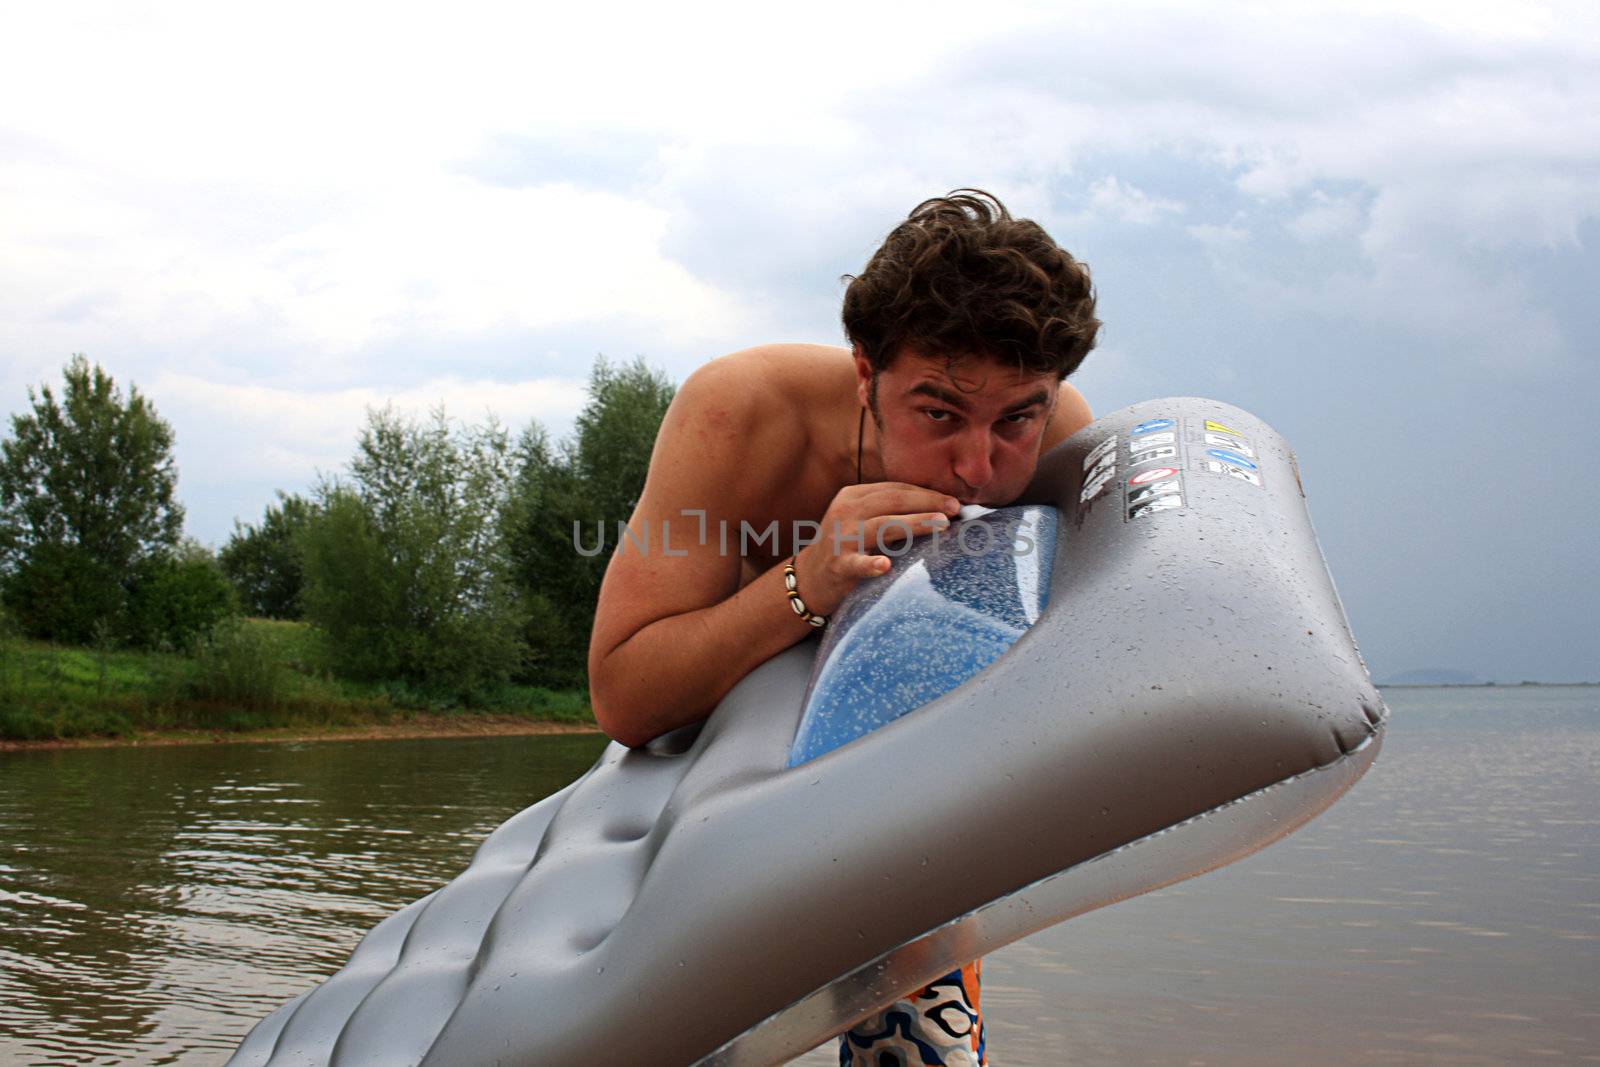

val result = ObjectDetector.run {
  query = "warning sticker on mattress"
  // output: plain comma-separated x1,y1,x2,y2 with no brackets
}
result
1131,418,1174,436
1203,432,1253,456
1128,494,1184,520
1204,419,1242,436
1082,435,1117,472
1129,466,1178,486
1205,459,1262,486
1205,448,1258,470
1084,453,1116,488
1080,468,1115,504
1129,445,1177,466
1128,478,1180,505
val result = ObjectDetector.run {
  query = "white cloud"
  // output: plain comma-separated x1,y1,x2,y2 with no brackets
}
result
0,161,747,383
1289,192,1367,243
1078,177,1185,226
1186,223,1251,249
153,372,589,487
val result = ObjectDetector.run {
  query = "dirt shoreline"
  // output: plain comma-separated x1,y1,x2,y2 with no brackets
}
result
0,716,604,753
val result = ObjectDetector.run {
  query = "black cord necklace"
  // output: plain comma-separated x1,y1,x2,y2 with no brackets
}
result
855,406,865,485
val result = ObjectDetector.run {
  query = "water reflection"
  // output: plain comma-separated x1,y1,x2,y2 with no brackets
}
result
0,734,609,1065
2,688,1597,1065
792,685,1600,1065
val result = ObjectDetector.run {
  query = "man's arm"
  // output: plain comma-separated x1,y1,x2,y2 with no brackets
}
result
587,356,957,748
586,359,810,747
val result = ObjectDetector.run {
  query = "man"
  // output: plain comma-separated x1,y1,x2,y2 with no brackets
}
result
588,190,1100,1065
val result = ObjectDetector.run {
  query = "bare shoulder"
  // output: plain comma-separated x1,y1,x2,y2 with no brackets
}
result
683,343,852,403
1040,380,1094,452
665,344,834,464
589,344,836,665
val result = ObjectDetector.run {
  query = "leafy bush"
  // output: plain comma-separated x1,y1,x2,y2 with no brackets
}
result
185,618,289,708
123,544,238,651
0,703,133,741
295,490,400,680
1,542,124,645
299,409,527,701
219,492,316,618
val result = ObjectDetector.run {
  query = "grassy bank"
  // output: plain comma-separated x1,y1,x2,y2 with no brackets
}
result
0,618,594,742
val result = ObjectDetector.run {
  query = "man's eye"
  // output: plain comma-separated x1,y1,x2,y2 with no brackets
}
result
925,409,952,422
1002,412,1035,425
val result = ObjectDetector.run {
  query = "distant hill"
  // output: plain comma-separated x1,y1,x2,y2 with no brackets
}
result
1379,668,1490,686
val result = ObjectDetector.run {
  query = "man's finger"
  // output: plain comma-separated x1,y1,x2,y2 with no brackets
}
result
853,483,961,516
838,552,893,578
863,511,951,548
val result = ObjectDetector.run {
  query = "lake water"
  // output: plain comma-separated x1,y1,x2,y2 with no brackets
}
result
1,686,1596,1065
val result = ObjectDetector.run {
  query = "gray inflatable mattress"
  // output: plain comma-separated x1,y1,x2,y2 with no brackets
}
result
230,398,1386,1066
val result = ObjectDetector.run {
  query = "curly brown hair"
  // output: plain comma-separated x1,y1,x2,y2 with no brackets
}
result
842,189,1100,380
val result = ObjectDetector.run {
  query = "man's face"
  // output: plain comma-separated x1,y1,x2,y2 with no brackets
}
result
855,346,1059,506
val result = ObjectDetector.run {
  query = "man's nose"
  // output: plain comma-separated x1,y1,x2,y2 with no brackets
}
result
951,429,995,493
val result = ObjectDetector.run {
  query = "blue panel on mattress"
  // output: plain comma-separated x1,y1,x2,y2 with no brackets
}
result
788,505,1060,767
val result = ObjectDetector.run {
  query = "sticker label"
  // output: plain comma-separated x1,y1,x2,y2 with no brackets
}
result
1129,445,1177,465
1205,459,1262,486
1129,494,1184,519
1204,432,1253,456
1131,418,1175,436
1082,436,1117,472
1129,466,1178,486
1205,448,1258,470
1128,478,1180,505
1131,431,1175,449
1080,470,1114,503
1204,419,1241,436
1085,454,1116,486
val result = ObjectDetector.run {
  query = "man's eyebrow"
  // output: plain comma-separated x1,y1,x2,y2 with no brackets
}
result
907,382,972,410
1001,390,1052,415
907,383,1053,416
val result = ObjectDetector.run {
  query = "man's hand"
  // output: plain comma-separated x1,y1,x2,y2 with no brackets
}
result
792,482,961,616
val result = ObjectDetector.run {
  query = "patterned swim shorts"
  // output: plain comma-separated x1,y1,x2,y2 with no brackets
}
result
838,960,986,1066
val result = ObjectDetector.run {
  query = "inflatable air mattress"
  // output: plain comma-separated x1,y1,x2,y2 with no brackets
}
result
230,398,1386,1066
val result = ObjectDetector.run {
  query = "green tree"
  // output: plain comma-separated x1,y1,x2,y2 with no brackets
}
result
296,488,402,681
220,492,317,619
124,539,238,651
503,357,676,686
502,426,586,685
0,543,123,645
299,406,526,699
570,356,677,522
0,356,184,643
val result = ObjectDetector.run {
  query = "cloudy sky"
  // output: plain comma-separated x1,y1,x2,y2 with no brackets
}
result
3,0,1595,681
